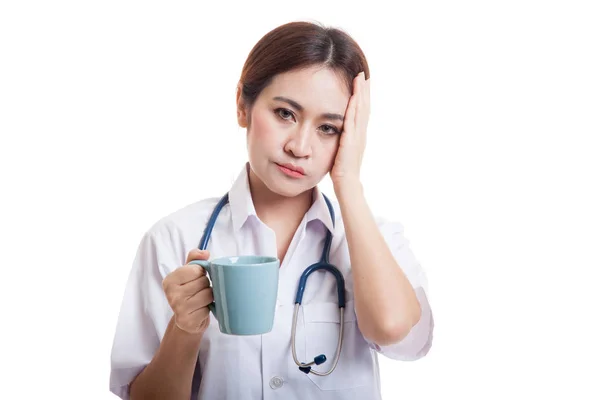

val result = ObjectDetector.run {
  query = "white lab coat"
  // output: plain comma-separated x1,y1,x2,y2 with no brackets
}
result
109,163,433,399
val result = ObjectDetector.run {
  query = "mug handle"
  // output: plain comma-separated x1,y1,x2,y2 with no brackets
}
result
187,260,217,316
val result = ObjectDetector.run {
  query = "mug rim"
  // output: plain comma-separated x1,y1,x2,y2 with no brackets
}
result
208,255,279,267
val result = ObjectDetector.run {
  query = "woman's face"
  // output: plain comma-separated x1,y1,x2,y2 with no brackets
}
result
238,66,351,198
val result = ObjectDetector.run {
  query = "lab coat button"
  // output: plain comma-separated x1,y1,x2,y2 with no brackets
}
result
269,376,284,389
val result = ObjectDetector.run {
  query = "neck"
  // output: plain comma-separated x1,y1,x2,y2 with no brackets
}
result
248,166,313,227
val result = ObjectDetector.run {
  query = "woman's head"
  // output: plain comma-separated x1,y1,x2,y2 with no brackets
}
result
236,21,369,198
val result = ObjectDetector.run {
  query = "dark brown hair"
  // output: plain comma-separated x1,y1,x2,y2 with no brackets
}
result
238,21,370,113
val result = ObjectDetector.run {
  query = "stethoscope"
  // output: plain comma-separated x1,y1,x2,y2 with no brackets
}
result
198,192,346,376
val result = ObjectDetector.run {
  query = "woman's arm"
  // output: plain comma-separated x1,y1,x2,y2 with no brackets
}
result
335,180,421,346
130,315,203,400
330,72,422,346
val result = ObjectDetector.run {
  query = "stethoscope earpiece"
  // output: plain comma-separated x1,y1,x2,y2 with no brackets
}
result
299,366,311,374
298,354,327,374
314,354,327,364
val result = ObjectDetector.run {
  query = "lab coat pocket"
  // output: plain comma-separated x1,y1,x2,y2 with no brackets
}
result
302,300,373,391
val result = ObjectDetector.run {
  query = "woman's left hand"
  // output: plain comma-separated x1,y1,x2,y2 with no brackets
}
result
330,71,370,188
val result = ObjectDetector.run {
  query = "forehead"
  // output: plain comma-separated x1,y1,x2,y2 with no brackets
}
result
260,66,350,113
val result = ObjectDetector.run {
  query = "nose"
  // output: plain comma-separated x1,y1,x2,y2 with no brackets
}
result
284,125,312,158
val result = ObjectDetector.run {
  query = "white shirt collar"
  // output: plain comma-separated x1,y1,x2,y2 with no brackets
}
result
228,163,335,234
306,184,336,234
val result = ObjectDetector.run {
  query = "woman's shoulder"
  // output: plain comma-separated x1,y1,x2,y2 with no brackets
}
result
326,196,406,236
144,196,223,239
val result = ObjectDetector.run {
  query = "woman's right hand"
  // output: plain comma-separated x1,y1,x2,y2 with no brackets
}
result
162,249,214,335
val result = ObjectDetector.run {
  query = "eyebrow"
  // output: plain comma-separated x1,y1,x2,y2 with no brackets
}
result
273,96,344,122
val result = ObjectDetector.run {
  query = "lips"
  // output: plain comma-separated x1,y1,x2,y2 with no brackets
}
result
277,163,305,175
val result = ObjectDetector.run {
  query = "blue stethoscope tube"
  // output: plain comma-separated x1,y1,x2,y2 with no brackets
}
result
198,192,346,376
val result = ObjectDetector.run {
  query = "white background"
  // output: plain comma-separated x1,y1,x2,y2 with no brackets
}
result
1,0,599,399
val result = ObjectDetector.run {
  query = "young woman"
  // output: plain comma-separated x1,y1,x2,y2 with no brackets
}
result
110,20,433,400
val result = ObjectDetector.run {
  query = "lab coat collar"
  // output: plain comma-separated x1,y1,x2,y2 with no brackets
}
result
306,185,336,234
229,163,258,232
228,163,335,234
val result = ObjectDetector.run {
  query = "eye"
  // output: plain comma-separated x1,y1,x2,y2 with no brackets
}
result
274,108,340,135
275,108,295,121
319,125,341,135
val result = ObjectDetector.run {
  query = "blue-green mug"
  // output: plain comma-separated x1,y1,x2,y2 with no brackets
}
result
188,255,279,335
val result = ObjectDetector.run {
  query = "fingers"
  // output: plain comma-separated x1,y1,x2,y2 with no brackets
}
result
167,280,213,313
186,249,210,265
353,72,370,133
179,275,211,297
172,287,214,316
163,248,214,335
163,264,204,287
365,74,370,99
163,249,210,288
356,71,369,113
354,71,363,97
344,72,369,134
363,74,370,116
185,287,215,314
343,89,358,133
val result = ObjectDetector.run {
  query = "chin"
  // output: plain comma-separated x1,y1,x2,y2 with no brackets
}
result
270,172,317,197
265,179,307,198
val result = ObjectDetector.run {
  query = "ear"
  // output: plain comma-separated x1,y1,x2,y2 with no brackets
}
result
236,82,248,128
